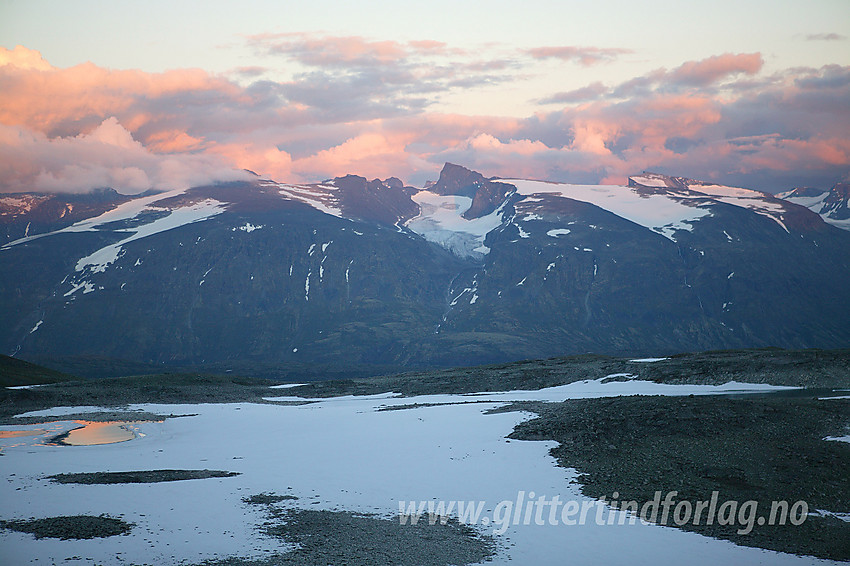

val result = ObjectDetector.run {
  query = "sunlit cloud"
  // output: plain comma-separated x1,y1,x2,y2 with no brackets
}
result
668,53,763,87
0,45,51,71
246,33,522,119
0,117,250,194
524,46,632,65
540,53,764,105
539,82,608,104
0,45,848,194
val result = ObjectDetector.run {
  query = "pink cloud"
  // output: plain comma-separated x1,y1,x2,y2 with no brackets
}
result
209,142,294,182
0,45,51,70
540,82,608,104
0,46,847,194
248,34,436,67
0,118,249,194
670,53,763,86
0,46,245,141
407,40,455,54
525,46,632,65
145,129,209,153
293,130,419,181
732,137,850,172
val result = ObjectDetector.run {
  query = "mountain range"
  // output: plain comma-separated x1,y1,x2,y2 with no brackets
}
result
2,164,849,377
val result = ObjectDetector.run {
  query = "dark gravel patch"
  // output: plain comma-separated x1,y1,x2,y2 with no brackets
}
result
0,515,133,539
0,373,277,423
197,508,496,566
508,394,850,561
283,348,850,399
47,469,241,484
242,493,299,505
10,410,193,425
2,350,848,422
377,400,495,412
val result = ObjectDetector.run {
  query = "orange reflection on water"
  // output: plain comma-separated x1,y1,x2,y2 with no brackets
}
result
0,429,45,439
52,421,140,446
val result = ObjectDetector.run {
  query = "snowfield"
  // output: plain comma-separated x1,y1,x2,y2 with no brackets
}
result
405,191,506,258
502,179,713,241
501,178,795,240
272,181,344,218
74,198,228,274
1,187,190,250
1,187,231,297
0,380,837,566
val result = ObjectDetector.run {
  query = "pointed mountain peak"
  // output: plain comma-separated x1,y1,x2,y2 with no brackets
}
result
431,163,487,198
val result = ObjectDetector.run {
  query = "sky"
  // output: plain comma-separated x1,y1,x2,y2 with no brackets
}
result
1,0,849,193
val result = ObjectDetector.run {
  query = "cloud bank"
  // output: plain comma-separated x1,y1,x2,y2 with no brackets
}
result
1,42,848,194
0,118,250,194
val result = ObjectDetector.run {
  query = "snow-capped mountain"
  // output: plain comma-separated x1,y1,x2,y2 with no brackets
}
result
2,164,849,377
0,188,133,244
777,181,850,230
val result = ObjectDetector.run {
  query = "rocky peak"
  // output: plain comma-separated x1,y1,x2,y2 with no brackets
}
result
332,174,419,226
823,182,850,220
430,163,487,198
428,163,516,220
383,177,404,190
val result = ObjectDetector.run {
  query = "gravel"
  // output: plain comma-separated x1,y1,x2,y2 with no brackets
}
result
47,469,241,485
0,515,133,540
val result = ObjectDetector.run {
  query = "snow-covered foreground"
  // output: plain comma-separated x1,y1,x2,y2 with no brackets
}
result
0,380,837,565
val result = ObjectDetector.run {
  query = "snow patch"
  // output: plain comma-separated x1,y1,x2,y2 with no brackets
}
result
404,191,506,259
232,223,264,233
629,175,670,188
274,182,343,218
503,179,712,242
604,373,636,380
516,224,531,238
3,187,190,249
63,281,95,297
812,509,850,522
74,199,227,274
